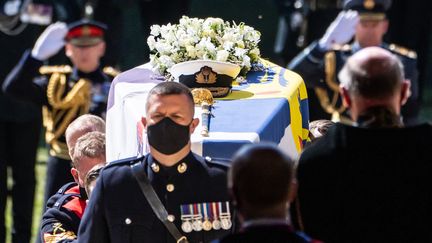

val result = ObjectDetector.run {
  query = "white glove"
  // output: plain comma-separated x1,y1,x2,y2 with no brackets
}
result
31,22,68,61
318,10,359,50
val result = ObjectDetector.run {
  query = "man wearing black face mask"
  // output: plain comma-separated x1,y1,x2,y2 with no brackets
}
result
78,82,233,243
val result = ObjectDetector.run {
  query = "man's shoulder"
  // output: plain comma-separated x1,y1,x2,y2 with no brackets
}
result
102,66,121,79
105,156,144,169
196,154,230,176
39,65,73,75
220,228,318,243
386,43,417,60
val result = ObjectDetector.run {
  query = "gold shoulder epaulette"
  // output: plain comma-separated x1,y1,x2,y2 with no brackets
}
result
330,44,351,52
39,65,72,75
103,66,120,77
389,44,417,59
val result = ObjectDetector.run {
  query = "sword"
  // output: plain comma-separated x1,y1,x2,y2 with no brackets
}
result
191,88,214,137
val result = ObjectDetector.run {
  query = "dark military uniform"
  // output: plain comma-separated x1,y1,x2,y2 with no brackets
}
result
297,121,432,242
2,49,117,203
288,41,419,124
78,152,233,243
40,182,85,243
218,224,319,243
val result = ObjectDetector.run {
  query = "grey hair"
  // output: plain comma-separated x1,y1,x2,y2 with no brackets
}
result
72,131,106,168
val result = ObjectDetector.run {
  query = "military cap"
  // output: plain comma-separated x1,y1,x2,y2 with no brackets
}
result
65,19,107,47
169,60,241,98
344,0,392,20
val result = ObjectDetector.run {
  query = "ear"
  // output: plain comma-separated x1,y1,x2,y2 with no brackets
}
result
382,19,389,34
288,178,298,204
65,43,72,57
71,168,80,184
98,42,106,57
400,79,411,105
141,116,147,130
339,86,352,108
189,118,200,134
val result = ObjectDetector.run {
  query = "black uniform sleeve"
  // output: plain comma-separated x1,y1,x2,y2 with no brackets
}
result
40,196,81,243
287,41,327,89
77,171,109,243
2,49,48,105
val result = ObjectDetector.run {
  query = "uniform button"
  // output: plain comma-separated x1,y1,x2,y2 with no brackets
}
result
167,214,175,222
151,163,160,173
125,218,132,225
205,156,212,162
166,184,175,192
177,162,187,174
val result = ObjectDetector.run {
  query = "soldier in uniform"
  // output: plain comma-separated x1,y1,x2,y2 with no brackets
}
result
288,0,420,125
219,143,319,243
78,82,233,243
296,47,432,242
2,19,118,204
40,131,106,243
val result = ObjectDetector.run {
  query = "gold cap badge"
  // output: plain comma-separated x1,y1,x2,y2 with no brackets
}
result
364,0,375,10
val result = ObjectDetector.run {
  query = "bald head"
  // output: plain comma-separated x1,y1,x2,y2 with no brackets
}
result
338,47,409,120
339,46,404,99
65,114,105,157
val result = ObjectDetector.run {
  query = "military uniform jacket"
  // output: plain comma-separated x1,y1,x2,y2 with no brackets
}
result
219,224,320,243
40,182,86,243
297,123,432,242
288,41,419,124
78,152,233,243
2,50,117,159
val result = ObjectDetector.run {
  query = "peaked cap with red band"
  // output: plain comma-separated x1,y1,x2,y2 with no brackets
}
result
66,19,107,47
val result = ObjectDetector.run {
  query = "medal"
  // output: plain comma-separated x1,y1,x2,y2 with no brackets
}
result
201,203,212,231
212,219,221,230
202,219,212,231
211,202,221,230
219,202,232,230
220,216,232,230
180,205,193,233
181,220,193,233
192,219,203,231
192,204,203,231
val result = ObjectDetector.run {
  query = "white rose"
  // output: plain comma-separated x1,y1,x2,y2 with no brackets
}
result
216,50,229,62
241,55,251,68
160,23,173,37
155,42,173,55
222,41,234,50
159,55,175,68
150,25,161,36
147,36,156,50
186,45,197,59
179,16,190,26
234,47,247,57
205,40,216,52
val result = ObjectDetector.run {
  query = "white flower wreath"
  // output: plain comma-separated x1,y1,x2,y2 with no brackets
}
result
147,16,262,78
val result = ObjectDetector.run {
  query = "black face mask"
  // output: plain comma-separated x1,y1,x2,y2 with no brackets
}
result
147,117,191,155
79,186,88,200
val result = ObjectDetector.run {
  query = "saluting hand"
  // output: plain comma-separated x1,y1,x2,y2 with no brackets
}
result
319,10,359,50
31,22,68,61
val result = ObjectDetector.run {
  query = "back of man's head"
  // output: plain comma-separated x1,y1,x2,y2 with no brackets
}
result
229,143,295,220
66,114,105,157
339,46,404,100
72,131,106,169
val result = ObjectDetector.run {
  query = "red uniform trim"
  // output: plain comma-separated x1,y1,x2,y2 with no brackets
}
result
62,186,87,219
66,26,104,40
